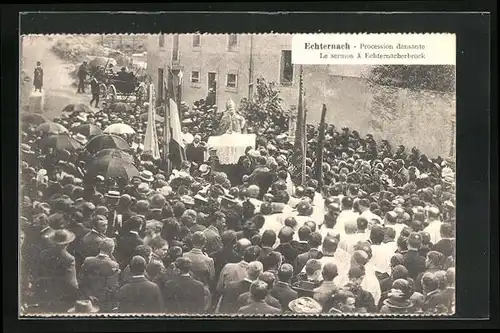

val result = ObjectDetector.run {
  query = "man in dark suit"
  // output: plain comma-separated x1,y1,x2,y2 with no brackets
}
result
247,156,274,200
116,256,164,313
237,271,281,310
80,215,108,259
183,231,215,288
115,216,144,270
293,231,323,274
258,230,278,264
275,226,299,265
238,280,281,314
186,135,206,166
162,257,206,314
79,237,121,312
203,213,224,255
432,223,455,259
403,233,426,280
270,264,298,312
218,261,263,314
210,230,240,279
36,229,79,313
422,272,446,313
291,226,312,255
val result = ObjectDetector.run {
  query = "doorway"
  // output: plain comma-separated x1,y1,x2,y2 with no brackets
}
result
207,72,217,106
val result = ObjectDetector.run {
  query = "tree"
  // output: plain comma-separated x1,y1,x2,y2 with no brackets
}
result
239,77,288,130
367,65,456,93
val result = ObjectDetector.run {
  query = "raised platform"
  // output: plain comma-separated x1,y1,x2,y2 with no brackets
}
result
206,133,256,165
28,91,45,114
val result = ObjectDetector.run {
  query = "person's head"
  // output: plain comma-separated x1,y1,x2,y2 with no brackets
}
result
258,271,276,290
236,238,252,258
243,245,261,263
440,223,454,239
369,225,385,245
134,244,153,263
175,256,192,275
191,231,206,250
91,215,108,234
390,253,405,269
341,196,353,210
351,250,369,268
410,292,425,310
298,226,312,242
331,289,356,313
305,259,322,280
434,270,448,290
348,265,366,285
322,262,338,281
129,255,147,275
391,264,409,280
261,230,277,248
246,261,264,281
36,61,41,66
421,272,439,293
98,237,115,255
126,215,144,232
426,251,445,270
262,251,282,272
427,207,440,221
344,220,357,235
407,232,423,250
277,263,294,283
284,217,298,230
308,231,323,249
221,230,237,249
357,216,369,233
278,226,294,244
384,211,398,225
322,236,339,255
384,226,396,242
172,201,186,218
358,199,370,212
150,237,169,259
249,280,269,302
397,236,408,252
446,267,455,287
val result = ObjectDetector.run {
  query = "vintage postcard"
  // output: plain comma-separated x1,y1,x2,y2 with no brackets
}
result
19,32,456,317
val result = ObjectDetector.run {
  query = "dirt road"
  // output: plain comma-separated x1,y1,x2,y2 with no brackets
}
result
20,36,93,119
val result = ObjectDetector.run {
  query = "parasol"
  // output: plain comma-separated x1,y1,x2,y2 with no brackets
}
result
86,154,139,181
110,102,133,113
93,148,134,163
103,123,136,135
40,134,83,151
21,112,48,125
37,122,69,135
62,103,93,114
71,123,103,138
85,134,131,154
139,112,164,123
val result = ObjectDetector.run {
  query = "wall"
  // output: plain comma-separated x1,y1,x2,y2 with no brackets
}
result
147,34,456,159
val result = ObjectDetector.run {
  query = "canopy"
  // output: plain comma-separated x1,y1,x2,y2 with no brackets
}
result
93,148,134,163
40,134,82,151
37,122,69,135
86,154,139,181
104,123,136,135
71,123,103,138
206,134,256,165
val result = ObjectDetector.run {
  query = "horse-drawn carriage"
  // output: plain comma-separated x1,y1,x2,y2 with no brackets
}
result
89,57,148,104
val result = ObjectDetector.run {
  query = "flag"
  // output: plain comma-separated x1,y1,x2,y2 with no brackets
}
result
289,65,307,185
168,98,186,169
143,84,161,160
315,104,327,190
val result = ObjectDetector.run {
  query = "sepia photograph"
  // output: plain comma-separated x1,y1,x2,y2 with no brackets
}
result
19,33,456,317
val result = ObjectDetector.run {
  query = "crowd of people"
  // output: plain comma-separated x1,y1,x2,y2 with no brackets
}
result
20,94,456,315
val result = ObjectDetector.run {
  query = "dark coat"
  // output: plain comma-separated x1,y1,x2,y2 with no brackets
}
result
219,279,252,314
403,249,426,280
275,243,299,265
186,143,205,165
189,223,206,234
79,253,120,309
345,283,377,313
203,225,223,256
211,247,241,279
433,238,456,258
90,78,100,94
237,291,281,310
36,247,79,311
293,248,323,274
291,240,310,255
270,281,298,312
162,275,206,314
116,276,164,313
238,300,281,314
423,289,447,313
33,66,43,88
115,231,144,270
80,229,106,259
247,166,274,199
183,248,215,287
77,64,88,80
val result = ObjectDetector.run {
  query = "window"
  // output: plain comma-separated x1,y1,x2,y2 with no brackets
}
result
191,71,200,84
280,50,293,84
158,35,165,48
193,34,201,48
172,35,179,61
226,73,238,88
228,34,238,51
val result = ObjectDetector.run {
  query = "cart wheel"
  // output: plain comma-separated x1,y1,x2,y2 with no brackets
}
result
136,83,147,104
99,83,107,98
107,84,117,103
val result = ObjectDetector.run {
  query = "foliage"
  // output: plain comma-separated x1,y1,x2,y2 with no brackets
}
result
239,77,289,130
367,65,456,93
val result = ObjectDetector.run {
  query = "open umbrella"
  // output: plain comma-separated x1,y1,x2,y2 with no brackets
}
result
139,112,165,123
40,134,83,151
103,123,136,135
93,148,134,163
21,112,48,125
72,123,103,137
110,102,133,113
37,122,69,135
86,154,139,181
85,134,131,154
62,103,93,114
